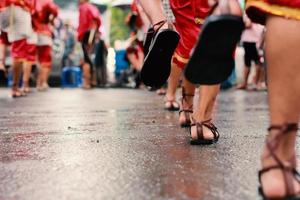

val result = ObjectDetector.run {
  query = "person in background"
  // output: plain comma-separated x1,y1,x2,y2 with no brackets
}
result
0,2,8,73
62,20,76,68
94,32,108,87
33,0,59,91
237,14,264,90
77,0,101,89
2,0,35,97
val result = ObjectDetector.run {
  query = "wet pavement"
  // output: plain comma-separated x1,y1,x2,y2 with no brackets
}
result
0,88,295,200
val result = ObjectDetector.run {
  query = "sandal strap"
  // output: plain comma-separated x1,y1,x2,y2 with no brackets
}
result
181,87,194,109
190,119,219,141
263,123,299,196
147,20,167,34
179,109,193,114
268,124,298,132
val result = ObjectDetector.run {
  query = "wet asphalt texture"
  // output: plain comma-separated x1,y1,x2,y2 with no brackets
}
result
0,88,296,200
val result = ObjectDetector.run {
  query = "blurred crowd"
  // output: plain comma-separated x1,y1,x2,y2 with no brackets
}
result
0,0,266,97
0,0,108,97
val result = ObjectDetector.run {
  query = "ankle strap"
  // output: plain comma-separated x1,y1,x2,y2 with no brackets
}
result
268,123,298,133
152,20,167,31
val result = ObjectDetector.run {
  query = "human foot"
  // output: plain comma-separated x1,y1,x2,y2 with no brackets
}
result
165,99,180,111
259,124,300,199
190,118,219,145
179,88,194,127
11,88,26,98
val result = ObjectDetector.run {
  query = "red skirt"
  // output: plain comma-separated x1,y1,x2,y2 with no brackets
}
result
170,0,210,69
246,0,300,24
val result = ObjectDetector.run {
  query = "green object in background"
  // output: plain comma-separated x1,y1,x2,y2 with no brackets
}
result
239,0,245,10
110,7,130,46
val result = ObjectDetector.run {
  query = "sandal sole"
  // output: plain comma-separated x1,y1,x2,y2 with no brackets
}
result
185,15,244,85
141,29,180,88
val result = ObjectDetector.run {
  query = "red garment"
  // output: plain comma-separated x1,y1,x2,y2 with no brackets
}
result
26,43,37,62
77,2,101,41
32,0,59,36
130,0,143,28
170,0,209,69
3,0,34,13
37,45,51,64
246,0,300,24
11,39,28,60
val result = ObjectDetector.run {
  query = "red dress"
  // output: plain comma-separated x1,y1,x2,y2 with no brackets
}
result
246,0,300,24
170,0,210,69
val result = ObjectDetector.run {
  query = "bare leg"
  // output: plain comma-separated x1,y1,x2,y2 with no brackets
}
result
82,63,91,89
38,63,51,91
0,43,6,71
22,61,33,92
260,16,300,198
165,62,182,108
237,66,250,89
139,0,168,29
179,78,196,125
12,59,23,96
191,85,220,140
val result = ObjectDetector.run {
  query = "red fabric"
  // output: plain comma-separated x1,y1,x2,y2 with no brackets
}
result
269,0,300,8
77,2,101,41
26,43,37,62
3,0,35,13
247,0,300,24
192,0,210,20
11,39,38,61
11,39,27,60
32,0,59,36
130,0,143,28
37,45,51,64
170,0,206,69
0,32,10,45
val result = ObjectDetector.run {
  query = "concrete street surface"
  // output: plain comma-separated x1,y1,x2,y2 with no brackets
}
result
0,88,293,200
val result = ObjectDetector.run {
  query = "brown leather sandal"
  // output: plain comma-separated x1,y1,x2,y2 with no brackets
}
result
190,118,219,145
179,88,194,127
259,123,300,200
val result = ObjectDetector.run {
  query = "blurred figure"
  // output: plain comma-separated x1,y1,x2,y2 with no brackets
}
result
0,2,9,73
93,32,108,87
62,20,76,68
2,0,35,97
33,0,59,91
0,31,8,73
77,0,101,89
126,34,144,89
237,15,264,90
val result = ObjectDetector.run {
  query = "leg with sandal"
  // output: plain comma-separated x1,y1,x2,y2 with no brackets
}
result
246,0,300,198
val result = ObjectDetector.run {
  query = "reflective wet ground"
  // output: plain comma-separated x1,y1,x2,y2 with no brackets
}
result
0,88,295,200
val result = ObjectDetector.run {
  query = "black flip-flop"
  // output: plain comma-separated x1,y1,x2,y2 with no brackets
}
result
141,28,180,88
185,15,244,85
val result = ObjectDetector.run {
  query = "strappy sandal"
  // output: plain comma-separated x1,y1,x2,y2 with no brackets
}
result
190,118,219,145
179,88,194,127
143,20,166,56
259,123,300,200
165,99,180,111
141,20,180,88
